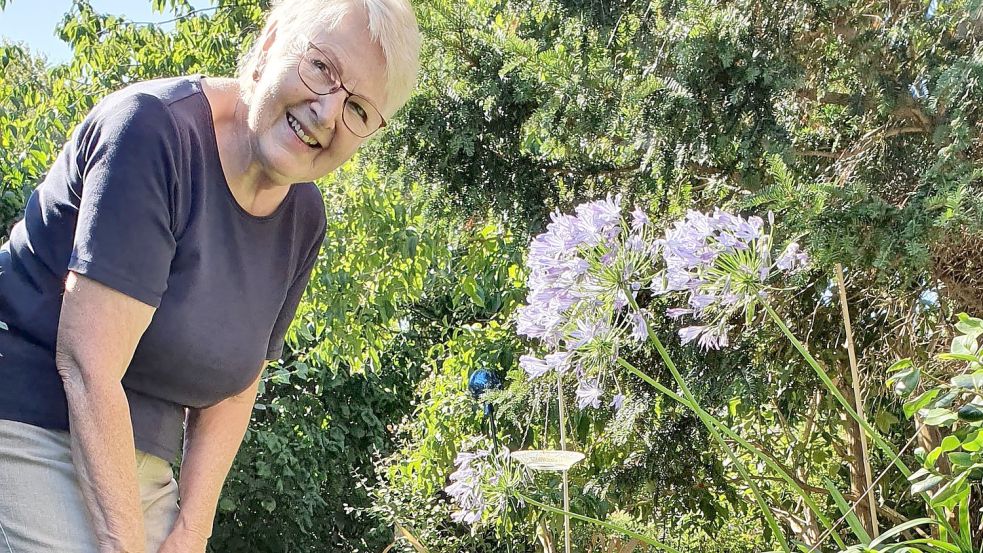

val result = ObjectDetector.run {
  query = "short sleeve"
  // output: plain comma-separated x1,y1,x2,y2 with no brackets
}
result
68,93,180,308
265,222,326,360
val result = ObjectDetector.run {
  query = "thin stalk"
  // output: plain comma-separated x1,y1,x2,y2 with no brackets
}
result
763,302,960,539
615,357,848,550
556,371,572,553
762,303,909,477
642,325,792,553
834,263,879,537
625,291,792,552
516,492,683,553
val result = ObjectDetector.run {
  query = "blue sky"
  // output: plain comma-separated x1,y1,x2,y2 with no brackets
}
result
0,0,209,64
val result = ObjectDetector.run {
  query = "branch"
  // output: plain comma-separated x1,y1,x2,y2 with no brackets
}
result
795,89,858,107
794,149,841,159
545,161,643,178
126,5,227,27
882,125,927,139
793,123,930,162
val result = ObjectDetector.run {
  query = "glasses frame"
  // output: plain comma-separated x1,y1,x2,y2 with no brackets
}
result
297,41,387,138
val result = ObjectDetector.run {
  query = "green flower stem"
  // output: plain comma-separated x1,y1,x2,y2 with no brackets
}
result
762,303,909,476
515,492,682,553
637,326,792,552
762,302,960,540
615,357,848,550
624,290,792,551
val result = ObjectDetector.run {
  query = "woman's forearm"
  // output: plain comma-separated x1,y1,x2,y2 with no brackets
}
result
173,369,262,541
60,362,146,553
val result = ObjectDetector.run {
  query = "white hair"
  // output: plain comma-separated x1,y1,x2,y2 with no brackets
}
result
238,0,421,117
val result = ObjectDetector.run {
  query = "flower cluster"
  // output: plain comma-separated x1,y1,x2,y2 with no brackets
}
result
651,209,808,349
444,438,526,526
444,447,493,524
514,197,810,411
515,195,659,408
515,194,630,349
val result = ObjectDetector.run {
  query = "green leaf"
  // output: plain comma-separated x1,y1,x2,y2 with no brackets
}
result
867,518,938,548
875,409,900,433
910,474,944,494
929,472,969,508
823,478,871,543
948,451,974,467
888,358,913,373
926,436,962,468
955,313,983,341
957,404,983,422
951,335,979,356
904,389,940,419
961,431,983,452
950,371,983,389
941,435,962,451
920,407,957,426
907,467,930,482
934,390,960,408
889,368,921,396
938,352,982,363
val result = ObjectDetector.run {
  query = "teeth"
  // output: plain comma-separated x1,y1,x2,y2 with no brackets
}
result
287,113,320,147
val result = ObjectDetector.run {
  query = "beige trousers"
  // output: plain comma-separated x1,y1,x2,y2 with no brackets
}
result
0,419,179,553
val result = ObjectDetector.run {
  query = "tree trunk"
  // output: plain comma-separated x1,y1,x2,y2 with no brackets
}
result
837,376,877,535
914,418,956,539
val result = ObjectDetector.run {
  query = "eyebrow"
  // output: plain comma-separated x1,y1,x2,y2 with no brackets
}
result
311,42,356,88
309,41,385,109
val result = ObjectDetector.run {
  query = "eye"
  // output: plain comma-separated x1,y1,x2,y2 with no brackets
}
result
347,99,370,123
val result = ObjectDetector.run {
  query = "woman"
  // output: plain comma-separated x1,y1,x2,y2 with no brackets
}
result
0,0,420,551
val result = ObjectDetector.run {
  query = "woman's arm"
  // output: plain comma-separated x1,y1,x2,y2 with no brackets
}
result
159,366,265,552
56,272,157,553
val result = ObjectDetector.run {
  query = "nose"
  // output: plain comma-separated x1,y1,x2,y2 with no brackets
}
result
310,92,345,134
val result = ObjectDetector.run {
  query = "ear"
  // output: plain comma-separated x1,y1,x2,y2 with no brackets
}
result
255,19,279,75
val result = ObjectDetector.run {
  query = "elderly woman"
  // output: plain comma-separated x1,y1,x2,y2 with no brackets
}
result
0,1,420,551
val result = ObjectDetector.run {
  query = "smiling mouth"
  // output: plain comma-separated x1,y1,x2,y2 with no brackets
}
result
286,113,322,148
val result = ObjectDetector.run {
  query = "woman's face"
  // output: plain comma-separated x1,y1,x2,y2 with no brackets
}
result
247,7,389,186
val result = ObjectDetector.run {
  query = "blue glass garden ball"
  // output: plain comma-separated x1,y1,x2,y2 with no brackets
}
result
468,369,503,399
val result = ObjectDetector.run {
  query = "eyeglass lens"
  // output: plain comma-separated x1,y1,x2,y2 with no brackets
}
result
298,46,384,138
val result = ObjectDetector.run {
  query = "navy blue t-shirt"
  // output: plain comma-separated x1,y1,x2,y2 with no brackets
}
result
0,75,327,462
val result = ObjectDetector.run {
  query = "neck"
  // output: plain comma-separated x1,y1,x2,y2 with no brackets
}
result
201,77,291,217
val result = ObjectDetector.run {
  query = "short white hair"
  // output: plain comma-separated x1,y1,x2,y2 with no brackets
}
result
238,0,421,117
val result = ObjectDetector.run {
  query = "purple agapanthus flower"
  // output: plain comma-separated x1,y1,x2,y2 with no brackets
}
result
520,354,550,379
576,379,603,409
631,207,650,230
629,312,648,342
678,325,706,345
610,393,626,411
776,242,809,271
445,448,491,524
516,199,808,408
545,351,573,373
653,209,809,324
666,308,693,319
697,324,729,350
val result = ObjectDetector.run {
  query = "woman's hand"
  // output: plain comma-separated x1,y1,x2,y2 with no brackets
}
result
156,527,208,553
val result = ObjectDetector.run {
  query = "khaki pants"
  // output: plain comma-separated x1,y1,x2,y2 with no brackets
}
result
0,419,179,553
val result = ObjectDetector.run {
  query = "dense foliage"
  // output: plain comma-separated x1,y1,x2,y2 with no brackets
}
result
1,0,981,551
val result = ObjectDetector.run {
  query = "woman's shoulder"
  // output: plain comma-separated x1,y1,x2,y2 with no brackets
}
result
71,77,216,168
80,76,207,135
291,182,328,232
99,75,204,110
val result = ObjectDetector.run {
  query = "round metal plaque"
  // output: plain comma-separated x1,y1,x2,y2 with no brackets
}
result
511,450,585,472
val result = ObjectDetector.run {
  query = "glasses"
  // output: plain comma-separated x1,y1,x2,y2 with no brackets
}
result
297,42,386,138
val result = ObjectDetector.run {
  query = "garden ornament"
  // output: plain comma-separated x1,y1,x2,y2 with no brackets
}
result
468,368,503,448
